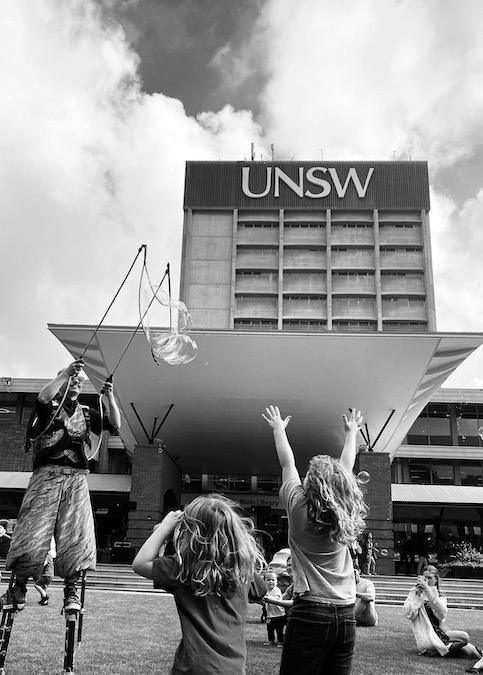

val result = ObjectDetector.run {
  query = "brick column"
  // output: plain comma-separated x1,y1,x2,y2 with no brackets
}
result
355,451,394,574
127,445,182,553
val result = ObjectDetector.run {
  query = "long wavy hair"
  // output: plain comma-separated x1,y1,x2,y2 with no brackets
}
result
172,494,266,597
303,455,368,546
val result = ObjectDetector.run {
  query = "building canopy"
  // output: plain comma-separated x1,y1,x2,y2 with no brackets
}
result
49,325,483,475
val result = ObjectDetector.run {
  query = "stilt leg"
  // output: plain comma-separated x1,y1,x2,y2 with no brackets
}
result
77,572,87,645
0,575,18,675
63,571,87,673
63,611,77,673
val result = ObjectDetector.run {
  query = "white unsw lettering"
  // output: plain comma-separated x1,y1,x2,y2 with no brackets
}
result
241,166,374,199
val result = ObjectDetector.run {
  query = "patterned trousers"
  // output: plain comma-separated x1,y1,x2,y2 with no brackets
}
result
6,465,96,581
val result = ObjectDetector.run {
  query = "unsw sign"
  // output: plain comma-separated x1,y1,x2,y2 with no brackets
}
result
242,165,374,199
183,161,430,210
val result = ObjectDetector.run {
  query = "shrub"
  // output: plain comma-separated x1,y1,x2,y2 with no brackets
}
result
440,541,483,568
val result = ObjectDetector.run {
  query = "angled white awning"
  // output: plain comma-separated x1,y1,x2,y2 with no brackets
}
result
48,325,483,475
392,483,483,505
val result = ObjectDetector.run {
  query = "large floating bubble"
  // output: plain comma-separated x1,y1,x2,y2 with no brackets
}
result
140,265,197,366
356,471,370,485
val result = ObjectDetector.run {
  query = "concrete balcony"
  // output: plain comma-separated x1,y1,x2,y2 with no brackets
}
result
283,250,326,269
237,249,278,269
282,299,327,319
332,275,375,294
332,298,376,320
380,251,424,269
331,250,375,268
283,228,326,246
235,273,278,294
330,227,374,246
382,300,427,319
235,297,278,319
283,272,326,294
379,226,422,246
381,275,426,294
237,227,279,245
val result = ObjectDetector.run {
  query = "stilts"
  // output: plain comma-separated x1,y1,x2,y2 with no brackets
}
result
0,574,18,675
63,571,87,674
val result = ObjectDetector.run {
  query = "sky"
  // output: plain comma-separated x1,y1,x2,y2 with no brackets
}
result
1,0,483,387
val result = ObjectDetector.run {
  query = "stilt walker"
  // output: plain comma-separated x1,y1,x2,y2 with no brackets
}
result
0,245,197,672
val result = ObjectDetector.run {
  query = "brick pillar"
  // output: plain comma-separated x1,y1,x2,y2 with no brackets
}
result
355,451,394,575
127,445,182,553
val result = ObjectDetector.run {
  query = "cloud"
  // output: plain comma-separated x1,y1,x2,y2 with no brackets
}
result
2,0,483,388
0,0,266,377
240,0,483,167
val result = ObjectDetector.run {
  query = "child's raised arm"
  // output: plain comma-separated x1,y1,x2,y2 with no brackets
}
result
262,405,298,484
132,510,183,579
339,408,363,472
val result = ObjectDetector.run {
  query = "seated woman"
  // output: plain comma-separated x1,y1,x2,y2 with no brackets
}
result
403,565,481,661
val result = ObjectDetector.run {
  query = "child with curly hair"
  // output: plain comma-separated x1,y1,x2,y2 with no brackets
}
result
132,494,267,675
262,405,368,675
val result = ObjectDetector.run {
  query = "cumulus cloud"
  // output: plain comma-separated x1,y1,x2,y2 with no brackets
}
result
0,0,266,377
2,0,483,387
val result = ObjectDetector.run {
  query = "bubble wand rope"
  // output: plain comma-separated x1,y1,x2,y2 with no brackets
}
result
80,244,147,359
106,261,170,379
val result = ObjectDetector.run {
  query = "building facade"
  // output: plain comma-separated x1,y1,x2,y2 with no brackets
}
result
181,161,437,333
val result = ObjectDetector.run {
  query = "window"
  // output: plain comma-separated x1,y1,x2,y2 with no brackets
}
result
407,405,451,446
431,462,454,485
460,462,483,486
455,404,483,446
408,460,431,484
427,404,452,445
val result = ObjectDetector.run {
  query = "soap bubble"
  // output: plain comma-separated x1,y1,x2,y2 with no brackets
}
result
356,471,370,485
380,548,388,557
478,426,483,440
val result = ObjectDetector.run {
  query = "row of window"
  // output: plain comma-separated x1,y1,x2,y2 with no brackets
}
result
406,403,483,447
392,458,483,486
237,271,424,278
237,223,420,229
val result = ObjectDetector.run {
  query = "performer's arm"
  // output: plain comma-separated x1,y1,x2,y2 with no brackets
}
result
132,510,183,579
38,359,83,404
101,381,121,430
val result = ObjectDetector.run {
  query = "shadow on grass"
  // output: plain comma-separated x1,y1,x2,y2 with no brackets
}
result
2,586,482,674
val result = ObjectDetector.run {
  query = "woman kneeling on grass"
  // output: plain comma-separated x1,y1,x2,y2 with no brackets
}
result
403,564,482,667
133,494,267,675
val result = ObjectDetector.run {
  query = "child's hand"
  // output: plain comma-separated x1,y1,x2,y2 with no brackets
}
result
262,405,292,431
154,510,183,532
342,408,362,434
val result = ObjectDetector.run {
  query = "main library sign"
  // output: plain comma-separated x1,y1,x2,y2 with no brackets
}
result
184,160,430,210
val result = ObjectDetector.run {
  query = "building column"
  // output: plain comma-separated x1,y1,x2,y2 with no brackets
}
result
127,444,182,553
355,451,394,574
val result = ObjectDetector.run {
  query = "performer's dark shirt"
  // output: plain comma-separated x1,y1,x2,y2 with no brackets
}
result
33,398,116,470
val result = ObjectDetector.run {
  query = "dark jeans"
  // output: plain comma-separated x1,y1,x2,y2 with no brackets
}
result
267,616,286,643
279,598,356,675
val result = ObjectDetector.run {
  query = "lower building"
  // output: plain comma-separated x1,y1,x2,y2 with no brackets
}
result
2,332,483,572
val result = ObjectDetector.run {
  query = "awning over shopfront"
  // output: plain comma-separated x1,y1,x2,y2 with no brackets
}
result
392,483,483,505
49,325,483,475
0,472,131,493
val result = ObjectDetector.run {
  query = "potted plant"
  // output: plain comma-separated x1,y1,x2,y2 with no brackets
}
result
439,541,483,579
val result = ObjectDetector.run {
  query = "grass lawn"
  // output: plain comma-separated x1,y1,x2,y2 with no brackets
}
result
3,587,483,674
